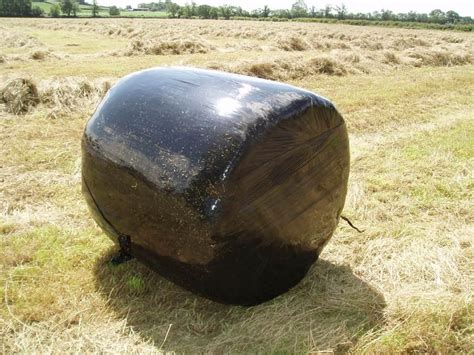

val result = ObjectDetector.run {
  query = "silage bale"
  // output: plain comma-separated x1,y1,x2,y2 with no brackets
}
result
82,67,350,305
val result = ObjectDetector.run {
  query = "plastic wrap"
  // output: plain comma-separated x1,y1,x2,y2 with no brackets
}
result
82,67,350,305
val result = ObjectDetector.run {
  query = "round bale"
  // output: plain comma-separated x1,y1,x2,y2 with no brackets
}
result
82,67,350,305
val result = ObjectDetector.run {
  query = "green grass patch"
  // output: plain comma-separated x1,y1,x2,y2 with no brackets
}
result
404,119,474,160
32,1,54,12
22,28,129,54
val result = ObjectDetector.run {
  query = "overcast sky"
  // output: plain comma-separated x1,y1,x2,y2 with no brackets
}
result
99,0,473,17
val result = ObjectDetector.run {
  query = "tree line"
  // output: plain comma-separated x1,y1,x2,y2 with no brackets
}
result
156,0,472,24
0,0,472,25
0,0,122,16
0,0,36,16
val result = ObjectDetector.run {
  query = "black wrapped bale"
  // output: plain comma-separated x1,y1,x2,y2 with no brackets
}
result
82,67,350,305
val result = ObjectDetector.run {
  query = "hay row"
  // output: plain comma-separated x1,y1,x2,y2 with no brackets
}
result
207,48,473,81
124,38,212,56
1,44,472,116
2,19,471,70
0,27,45,49
0,77,112,116
8,19,471,57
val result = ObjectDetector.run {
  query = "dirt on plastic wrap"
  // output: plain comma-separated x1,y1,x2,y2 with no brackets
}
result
82,67,350,306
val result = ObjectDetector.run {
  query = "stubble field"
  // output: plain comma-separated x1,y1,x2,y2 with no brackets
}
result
0,18,473,353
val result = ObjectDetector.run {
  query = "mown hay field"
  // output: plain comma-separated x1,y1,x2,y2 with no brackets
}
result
1,18,473,353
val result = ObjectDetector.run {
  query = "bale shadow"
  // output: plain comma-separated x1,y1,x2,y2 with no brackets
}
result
94,246,386,353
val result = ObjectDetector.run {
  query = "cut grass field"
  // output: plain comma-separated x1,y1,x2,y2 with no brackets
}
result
0,18,473,353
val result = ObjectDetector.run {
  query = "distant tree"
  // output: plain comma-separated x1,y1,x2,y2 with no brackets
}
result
394,12,405,21
72,1,80,16
445,10,460,23
381,9,393,20
125,4,131,10
13,0,31,16
323,5,332,18
0,0,11,15
1,0,33,16
416,12,429,22
156,1,167,11
272,8,291,18
60,0,73,16
209,6,218,19
49,3,60,16
334,3,347,19
99,1,473,24
461,16,473,23
352,12,367,19
291,0,307,17
166,1,179,17
20,0,33,14
31,4,44,16
91,0,99,16
406,11,417,22
197,4,211,18
181,2,197,17
233,6,244,16
181,3,191,17
429,9,446,23
109,4,120,15
219,5,233,19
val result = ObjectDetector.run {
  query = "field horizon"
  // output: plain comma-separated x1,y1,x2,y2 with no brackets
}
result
1,18,473,353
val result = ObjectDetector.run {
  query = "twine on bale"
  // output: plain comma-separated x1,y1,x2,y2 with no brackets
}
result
341,216,364,233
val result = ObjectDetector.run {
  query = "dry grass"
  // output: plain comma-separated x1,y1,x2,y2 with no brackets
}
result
0,17,473,353
1,19,472,76
406,49,472,67
1,19,472,81
39,77,112,118
29,50,50,61
239,55,348,79
0,78,39,114
125,38,211,56
0,26,44,49
277,35,309,51
1,77,111,118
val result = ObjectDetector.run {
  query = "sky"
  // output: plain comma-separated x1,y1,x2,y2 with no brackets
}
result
99,0,474,17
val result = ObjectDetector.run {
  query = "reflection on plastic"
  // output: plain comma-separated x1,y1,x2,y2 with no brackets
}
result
82,67,350,305
215,97,240,117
